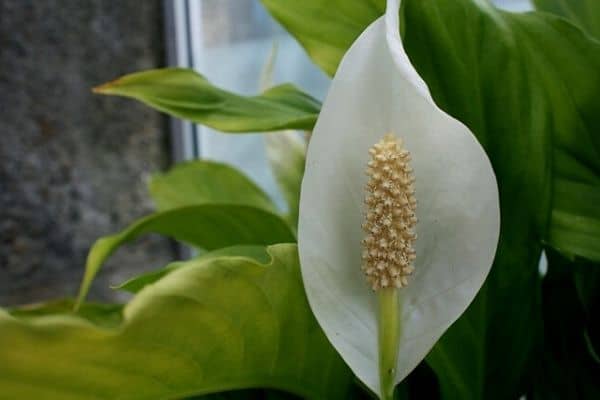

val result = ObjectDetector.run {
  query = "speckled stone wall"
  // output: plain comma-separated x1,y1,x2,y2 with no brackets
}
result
0,1,175,305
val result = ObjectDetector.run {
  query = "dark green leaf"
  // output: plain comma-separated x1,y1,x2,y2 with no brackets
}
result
530,250,600,399
260,0,384,75
400,0,600,398
547,179,600,261
0,244,353,399
94,68,321,132
534,0,600,39
76,205,295,308
395,362,440,400
574,261,600,318
403,1,600,263
572,259,600,364
265,132,306,231
149,160,278,213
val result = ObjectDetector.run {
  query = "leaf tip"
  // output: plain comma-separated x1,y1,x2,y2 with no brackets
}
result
91,79,122,95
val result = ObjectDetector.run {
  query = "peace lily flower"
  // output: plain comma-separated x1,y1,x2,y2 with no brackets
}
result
297,0,500,399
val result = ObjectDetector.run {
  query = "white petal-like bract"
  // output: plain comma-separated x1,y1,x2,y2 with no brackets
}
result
297,0,500,396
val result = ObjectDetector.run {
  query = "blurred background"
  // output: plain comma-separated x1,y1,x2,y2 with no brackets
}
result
0,0,531,306
0,1,171,305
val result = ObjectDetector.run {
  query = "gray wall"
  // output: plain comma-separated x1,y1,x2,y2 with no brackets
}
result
0,1,175,305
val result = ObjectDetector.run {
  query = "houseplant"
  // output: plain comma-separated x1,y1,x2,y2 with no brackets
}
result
1,1,598,399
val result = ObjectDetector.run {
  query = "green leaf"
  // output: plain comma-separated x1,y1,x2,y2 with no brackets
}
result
265,1,600,396
186,389,300,400
76,205,295,308
94,68,321,132
547,179,600,261
403,0,600,262
8,299,123,329
260,0,384,75
265,132,306,230
572,259,600,364
399,0,600,398
534,0,600,39
149,160,278,213
531,250,600,399
114,245,271,294
0,244,354,399
574,261,600,318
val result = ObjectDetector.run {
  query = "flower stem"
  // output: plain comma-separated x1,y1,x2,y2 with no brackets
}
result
378,287,400,400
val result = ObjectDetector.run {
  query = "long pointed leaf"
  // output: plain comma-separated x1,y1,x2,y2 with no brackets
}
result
76,205,295,308
94,68,321,132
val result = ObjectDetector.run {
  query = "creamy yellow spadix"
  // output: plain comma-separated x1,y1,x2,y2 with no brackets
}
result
363,134,417,290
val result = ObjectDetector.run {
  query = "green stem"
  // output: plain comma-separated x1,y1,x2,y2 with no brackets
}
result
378,288,400,400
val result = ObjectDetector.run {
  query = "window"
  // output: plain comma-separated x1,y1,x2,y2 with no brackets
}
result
166,0,329,207
493,0,533,11
165,0,533,204
492,0,533,11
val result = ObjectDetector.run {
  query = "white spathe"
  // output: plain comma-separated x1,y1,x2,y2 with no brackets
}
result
297,0,500,396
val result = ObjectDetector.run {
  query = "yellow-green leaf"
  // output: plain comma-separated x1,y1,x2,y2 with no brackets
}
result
114,245,271,294
260,0,385,76
149,160,278,213
94,68,321,132
265,132,306,231
76,205,295,308
1,245,353,400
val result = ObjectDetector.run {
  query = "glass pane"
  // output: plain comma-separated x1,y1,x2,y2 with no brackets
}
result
176,0,533,206
492,0,533,11
185,0,329,207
